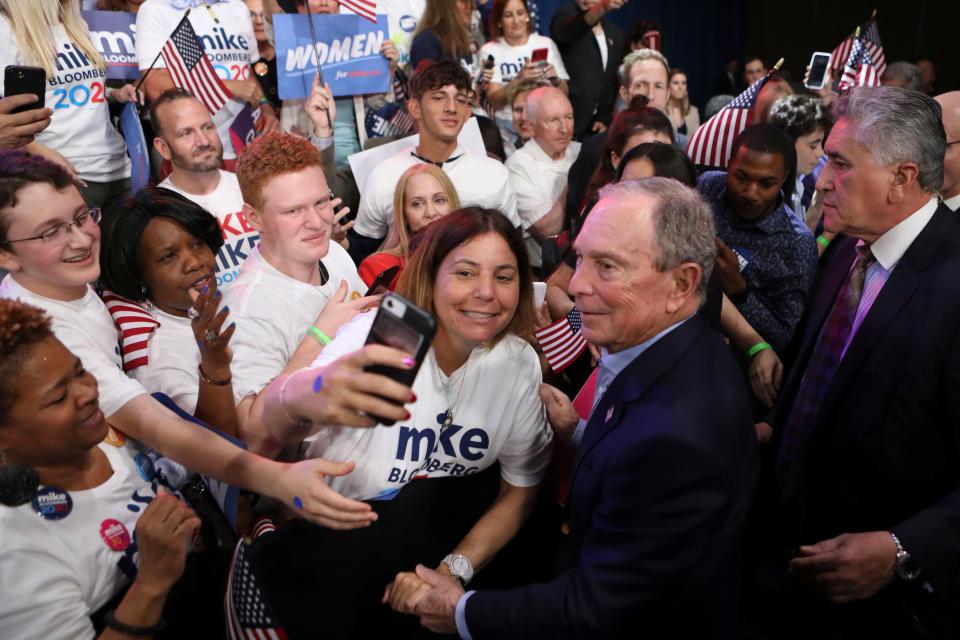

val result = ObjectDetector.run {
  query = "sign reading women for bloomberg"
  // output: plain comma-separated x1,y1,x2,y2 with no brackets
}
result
274,13,391,100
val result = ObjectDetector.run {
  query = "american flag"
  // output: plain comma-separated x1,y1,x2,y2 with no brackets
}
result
838,36,880,91
101,291,160,371
225,518,288,640
535,308,587,373
831,18,886,80
686,70,773,170
161,16,230,114
340,0,378,23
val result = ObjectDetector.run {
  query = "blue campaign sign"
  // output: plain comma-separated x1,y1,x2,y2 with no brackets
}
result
120,103,150,193
274,13,391,100
81,11,140,81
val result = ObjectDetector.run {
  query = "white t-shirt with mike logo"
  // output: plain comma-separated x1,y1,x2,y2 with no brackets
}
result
0,18,131,182
304,312,553,501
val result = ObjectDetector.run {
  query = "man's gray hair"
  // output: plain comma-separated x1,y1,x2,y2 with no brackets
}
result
525,86,568,126
618,49,669,88
598,178,716,302
882,61,924,92
831,86,946,192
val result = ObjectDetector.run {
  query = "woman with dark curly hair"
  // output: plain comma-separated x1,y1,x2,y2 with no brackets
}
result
0,299,211,639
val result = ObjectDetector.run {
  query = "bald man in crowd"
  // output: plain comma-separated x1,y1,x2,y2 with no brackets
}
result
507,86,581,269
936,91,960,211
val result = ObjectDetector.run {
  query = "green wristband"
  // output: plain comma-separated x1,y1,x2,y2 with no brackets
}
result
747,341,772,358
308,326,332,346
817,235,831,248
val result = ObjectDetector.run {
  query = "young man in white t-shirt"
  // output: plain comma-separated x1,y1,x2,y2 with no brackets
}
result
350,59,520,260
136,0,279,163
0,148,390,530
151,88,255,292
225,132,374,451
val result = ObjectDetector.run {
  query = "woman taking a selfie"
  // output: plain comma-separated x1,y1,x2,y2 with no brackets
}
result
252,208,554,638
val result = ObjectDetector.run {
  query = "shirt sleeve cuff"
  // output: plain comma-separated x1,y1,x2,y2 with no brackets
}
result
309,133,335,151
455,590,476,640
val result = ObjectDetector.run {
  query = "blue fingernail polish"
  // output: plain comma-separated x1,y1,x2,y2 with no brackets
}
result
201,285,209,294
228,322,236,329
313,375,324,393
223,305,230,313
293,496,303,509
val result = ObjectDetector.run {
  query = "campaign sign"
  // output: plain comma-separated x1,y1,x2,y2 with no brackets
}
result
120,103,150,193
275,13,391,100
81,11,139,81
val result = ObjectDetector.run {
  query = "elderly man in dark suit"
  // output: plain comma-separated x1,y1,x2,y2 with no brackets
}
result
385,178,759,638
550,0,626,139
755,87,960,638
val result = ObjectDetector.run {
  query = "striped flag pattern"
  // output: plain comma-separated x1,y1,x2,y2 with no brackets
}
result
161,16,230,114
686,71,772,170
536,308,587,373
838,37,880,91
340,0,378,23
101,292,160,371
225,518,288,640
831,19,886,80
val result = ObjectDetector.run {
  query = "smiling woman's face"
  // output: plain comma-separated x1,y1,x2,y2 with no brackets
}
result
432,232,520,354
138,217,217,317
0,336,106,468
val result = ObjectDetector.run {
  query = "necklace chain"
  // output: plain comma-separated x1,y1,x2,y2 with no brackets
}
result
432,349,469,428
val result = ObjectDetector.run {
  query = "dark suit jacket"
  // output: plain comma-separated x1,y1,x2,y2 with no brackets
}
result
550,4,623,139
465,314,759,638
771,204,960,635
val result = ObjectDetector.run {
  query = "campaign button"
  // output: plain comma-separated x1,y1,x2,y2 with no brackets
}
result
100,519,131,551
134,452,156,482
32,486,73,521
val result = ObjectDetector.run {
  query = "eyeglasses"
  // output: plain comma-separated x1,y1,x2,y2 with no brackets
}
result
2,208,101,246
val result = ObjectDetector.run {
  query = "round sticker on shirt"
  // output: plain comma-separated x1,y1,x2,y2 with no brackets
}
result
134,452,156,482
100,519,132,552
104,426,126,447
32,486,73,521
399,14,417,32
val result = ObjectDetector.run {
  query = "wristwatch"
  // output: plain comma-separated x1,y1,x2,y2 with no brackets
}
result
442,553,474,586
890,532,921,581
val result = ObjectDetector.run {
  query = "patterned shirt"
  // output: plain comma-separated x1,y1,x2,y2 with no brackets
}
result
698,171,818,351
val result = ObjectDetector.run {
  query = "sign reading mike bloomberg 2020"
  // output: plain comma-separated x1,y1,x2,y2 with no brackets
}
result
82,11,139,81
275,13,391,100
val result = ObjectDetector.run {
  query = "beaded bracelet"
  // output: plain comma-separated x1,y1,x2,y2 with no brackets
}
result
198,364,231,386
104,610,166,637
